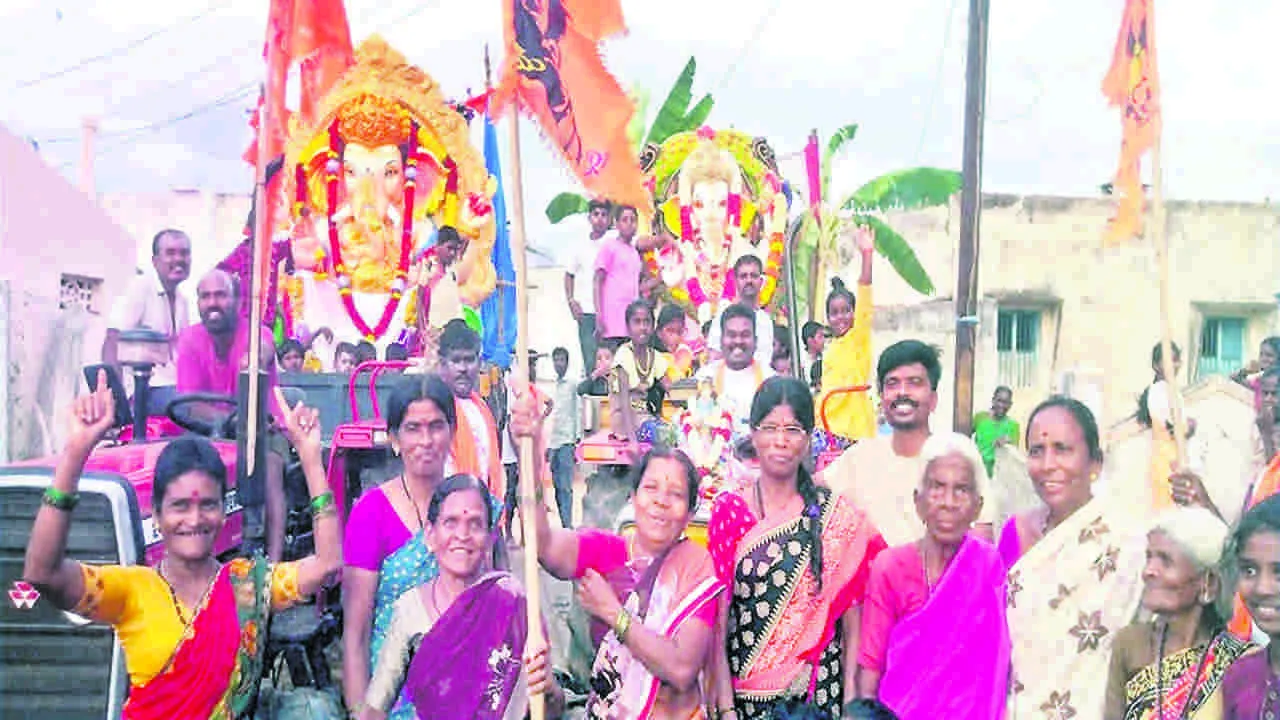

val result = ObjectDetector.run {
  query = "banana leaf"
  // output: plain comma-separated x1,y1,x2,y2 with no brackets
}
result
546,192,590,223
645,57,699,148
840,167,962,213
682,93,714,134
857,215,935,295
820,123,859,194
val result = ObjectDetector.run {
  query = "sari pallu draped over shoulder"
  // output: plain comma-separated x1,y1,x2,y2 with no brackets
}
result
1123,632,1253,720
405,572,529,719
586,540,724,719
372,530,439,720
124,558,272,720
709,488,885,714
1006,497,1145,720
878,536,1010,720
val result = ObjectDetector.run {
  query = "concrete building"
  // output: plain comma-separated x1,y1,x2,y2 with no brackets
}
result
839,193,1280,433
0,123,138,460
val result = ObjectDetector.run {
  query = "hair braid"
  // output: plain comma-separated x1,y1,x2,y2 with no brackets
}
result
795,465,825,592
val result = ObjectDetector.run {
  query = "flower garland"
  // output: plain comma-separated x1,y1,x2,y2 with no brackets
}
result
757,229,785,306
323,119,416,342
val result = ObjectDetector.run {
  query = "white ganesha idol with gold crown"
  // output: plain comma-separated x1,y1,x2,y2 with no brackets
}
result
638,126,790,326
281,36,496,346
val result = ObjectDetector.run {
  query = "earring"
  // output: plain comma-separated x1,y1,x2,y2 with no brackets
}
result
1089,472,1098,482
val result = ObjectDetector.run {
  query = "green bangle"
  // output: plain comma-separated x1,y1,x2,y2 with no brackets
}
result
42,487,79,511
309,491,335,516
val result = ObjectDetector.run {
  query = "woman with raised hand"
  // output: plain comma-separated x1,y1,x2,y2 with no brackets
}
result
708,376,886,718
528,360,722,720
23,372,342,719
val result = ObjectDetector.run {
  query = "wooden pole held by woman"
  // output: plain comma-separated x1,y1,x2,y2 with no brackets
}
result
503,103,546,720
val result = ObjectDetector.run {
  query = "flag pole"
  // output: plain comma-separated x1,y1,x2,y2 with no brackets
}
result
505,103,546,720
246,34,282,475
1150,128,1188,467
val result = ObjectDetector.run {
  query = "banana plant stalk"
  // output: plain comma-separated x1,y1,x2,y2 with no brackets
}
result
794,123,961,321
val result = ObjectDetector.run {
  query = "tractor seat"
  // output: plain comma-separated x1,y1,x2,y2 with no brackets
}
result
266,603,338,689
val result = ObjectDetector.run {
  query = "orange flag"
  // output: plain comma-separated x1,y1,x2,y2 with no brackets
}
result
244,0,354,166
492,0,649,212
1101,0,1160,245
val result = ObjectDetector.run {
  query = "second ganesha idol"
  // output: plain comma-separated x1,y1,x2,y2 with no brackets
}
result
640,127,788,326
281,36,497,345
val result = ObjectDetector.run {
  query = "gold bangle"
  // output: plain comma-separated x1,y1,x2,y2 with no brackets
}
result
613,607,632,640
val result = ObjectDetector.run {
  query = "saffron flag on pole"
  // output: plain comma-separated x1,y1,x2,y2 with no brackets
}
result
1102,0,1160,245
481,113,517,369
244,0,353,167
492,0,649,211
242,0,353,327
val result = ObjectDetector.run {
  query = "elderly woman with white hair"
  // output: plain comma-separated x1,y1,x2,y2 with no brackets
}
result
1103,506,1256,720
855,432,1010,719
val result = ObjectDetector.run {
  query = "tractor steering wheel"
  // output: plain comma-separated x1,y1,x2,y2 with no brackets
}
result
166,394,240,440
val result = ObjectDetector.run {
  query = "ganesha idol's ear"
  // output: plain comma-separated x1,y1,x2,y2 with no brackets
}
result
409,154,445,212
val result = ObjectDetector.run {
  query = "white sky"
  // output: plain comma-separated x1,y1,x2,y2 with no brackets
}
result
2,0,1277,271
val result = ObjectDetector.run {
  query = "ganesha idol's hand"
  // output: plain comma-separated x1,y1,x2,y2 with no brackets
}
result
289,218,324,270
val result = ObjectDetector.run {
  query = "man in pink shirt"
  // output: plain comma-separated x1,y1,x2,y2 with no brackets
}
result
175,269,287,560
593,204,643,347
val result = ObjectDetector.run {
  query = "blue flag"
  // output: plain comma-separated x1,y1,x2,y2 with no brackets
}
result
480,114,516,369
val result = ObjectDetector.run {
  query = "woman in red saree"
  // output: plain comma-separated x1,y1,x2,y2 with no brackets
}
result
708,376,886,719
22,376,343,719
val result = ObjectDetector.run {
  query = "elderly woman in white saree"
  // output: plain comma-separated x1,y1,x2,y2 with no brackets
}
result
997,396,1146,719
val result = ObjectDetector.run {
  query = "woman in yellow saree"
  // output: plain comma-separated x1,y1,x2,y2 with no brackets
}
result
22,376,342,719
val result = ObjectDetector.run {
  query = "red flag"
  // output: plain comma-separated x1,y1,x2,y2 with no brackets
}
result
1102,0,1160,244
492,0,649,212
244,0,354,166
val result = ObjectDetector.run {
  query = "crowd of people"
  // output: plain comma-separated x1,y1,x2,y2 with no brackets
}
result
25,217,1279,720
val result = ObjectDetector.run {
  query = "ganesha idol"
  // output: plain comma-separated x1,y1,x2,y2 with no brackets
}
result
280,36,496,348
638,127,789,326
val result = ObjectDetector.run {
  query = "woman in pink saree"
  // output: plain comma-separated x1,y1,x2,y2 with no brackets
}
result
856,432,1009,719
534,443,723,719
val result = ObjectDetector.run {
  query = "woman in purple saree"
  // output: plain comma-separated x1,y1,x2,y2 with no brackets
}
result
360,475,558,719
857,432,1010,720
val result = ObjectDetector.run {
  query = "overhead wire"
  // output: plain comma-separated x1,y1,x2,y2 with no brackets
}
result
715,0,786,92
53,0,446,168
910,0,963,165
12,0,234,90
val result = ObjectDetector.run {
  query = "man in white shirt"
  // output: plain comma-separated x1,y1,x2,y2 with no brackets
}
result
696,303,774,439
820,339,997,545
102,229,192,415
707,254,773,368
546,346,581,528
564,199,612,376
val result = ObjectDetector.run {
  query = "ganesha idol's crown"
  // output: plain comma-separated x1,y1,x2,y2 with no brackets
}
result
336,94,414,148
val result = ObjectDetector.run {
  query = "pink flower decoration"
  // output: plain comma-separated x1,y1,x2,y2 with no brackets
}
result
696,126,716,141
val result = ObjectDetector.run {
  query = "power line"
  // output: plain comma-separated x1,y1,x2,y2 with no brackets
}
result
911,0,963,164
715,0,786,92
12,0,233,90
35,0,431,147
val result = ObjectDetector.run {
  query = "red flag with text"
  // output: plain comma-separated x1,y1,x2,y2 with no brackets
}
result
1102,0,1160,244
492,0,649,211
